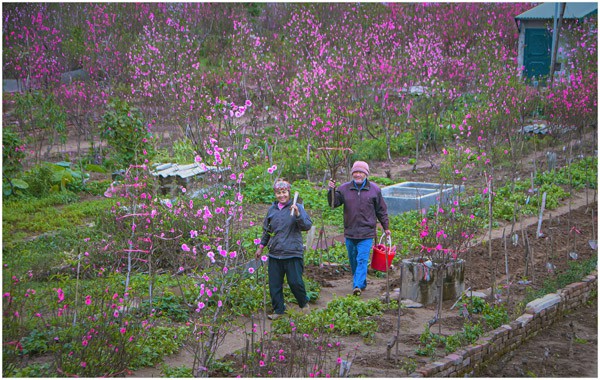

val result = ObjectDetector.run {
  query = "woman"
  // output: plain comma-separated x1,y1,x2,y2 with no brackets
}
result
255,178,313,320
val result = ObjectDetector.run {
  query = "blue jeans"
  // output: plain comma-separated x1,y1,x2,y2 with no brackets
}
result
345,238,373,290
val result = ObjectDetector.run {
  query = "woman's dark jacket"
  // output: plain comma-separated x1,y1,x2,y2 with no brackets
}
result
260,201,312,259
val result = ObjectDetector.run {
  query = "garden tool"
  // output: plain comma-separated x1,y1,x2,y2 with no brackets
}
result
290,191,299,216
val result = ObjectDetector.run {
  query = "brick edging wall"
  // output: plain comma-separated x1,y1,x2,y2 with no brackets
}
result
409,271,598,377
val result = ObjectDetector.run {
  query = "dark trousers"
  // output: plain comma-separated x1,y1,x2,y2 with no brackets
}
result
268,257,309,314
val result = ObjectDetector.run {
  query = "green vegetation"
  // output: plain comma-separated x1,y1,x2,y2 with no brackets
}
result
100,98,156,168
416,322,484,357
272,295,397,341
522,255,598,305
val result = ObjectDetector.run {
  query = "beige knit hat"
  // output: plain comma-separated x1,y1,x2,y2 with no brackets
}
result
351,161,370,176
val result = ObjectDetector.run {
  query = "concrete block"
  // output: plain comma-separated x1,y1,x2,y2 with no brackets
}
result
526,293,561,314
382,181,464,215
515,313,534,327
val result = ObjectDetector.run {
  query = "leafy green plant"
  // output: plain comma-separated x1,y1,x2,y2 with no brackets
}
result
162,364,194,377
272,295,395,341
208,360,235,376
154,138,197,164
99,98,156,168
370,176,395,186
523,255,597,304
304,243,348,266
3,363,54,378
535,156,597,190
415,326,442,357
20,163,55,198
2,126,27,192
130,325,188,370
13,91,67,163
19,329,50,355
388,210,425,257
460,296,509,329
416,321,484,357
49,161,90,192
141,294,190,323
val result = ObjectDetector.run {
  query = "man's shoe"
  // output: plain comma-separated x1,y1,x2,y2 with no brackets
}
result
268,313,284,320
353,288,361,296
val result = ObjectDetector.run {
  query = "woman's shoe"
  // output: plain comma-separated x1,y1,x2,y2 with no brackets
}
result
268,313,284,320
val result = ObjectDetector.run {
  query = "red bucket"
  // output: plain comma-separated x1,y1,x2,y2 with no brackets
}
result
371,236,396,272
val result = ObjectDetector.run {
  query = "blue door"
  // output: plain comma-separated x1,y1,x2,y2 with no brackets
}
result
524,28,552,80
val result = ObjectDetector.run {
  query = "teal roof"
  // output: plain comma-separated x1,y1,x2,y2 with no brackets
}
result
515,2,597,20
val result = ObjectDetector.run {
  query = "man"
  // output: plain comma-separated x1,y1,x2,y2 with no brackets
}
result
327,161,391,296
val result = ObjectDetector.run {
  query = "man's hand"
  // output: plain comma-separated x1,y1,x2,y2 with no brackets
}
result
255,245,263,259
328,179,336,189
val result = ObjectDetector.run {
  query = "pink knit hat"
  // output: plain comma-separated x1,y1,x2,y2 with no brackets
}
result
351,161,370,176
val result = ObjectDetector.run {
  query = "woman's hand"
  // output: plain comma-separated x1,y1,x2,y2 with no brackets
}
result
255,245,263,259
290,204,300,217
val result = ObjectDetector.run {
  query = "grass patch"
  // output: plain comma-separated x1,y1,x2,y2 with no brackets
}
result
3,193,115,247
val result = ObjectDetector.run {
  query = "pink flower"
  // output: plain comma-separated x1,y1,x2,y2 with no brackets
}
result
260,255,268,262
55,288,65,303
81,362,87,368
85,295,91,305
181,244,190,252
82,340,88,347
120,328,126,334
248,268,255,274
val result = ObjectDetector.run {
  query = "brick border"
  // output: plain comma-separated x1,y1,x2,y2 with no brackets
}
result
409,271,598,377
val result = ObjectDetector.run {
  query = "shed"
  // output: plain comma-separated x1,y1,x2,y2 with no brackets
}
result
515,2,597,80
